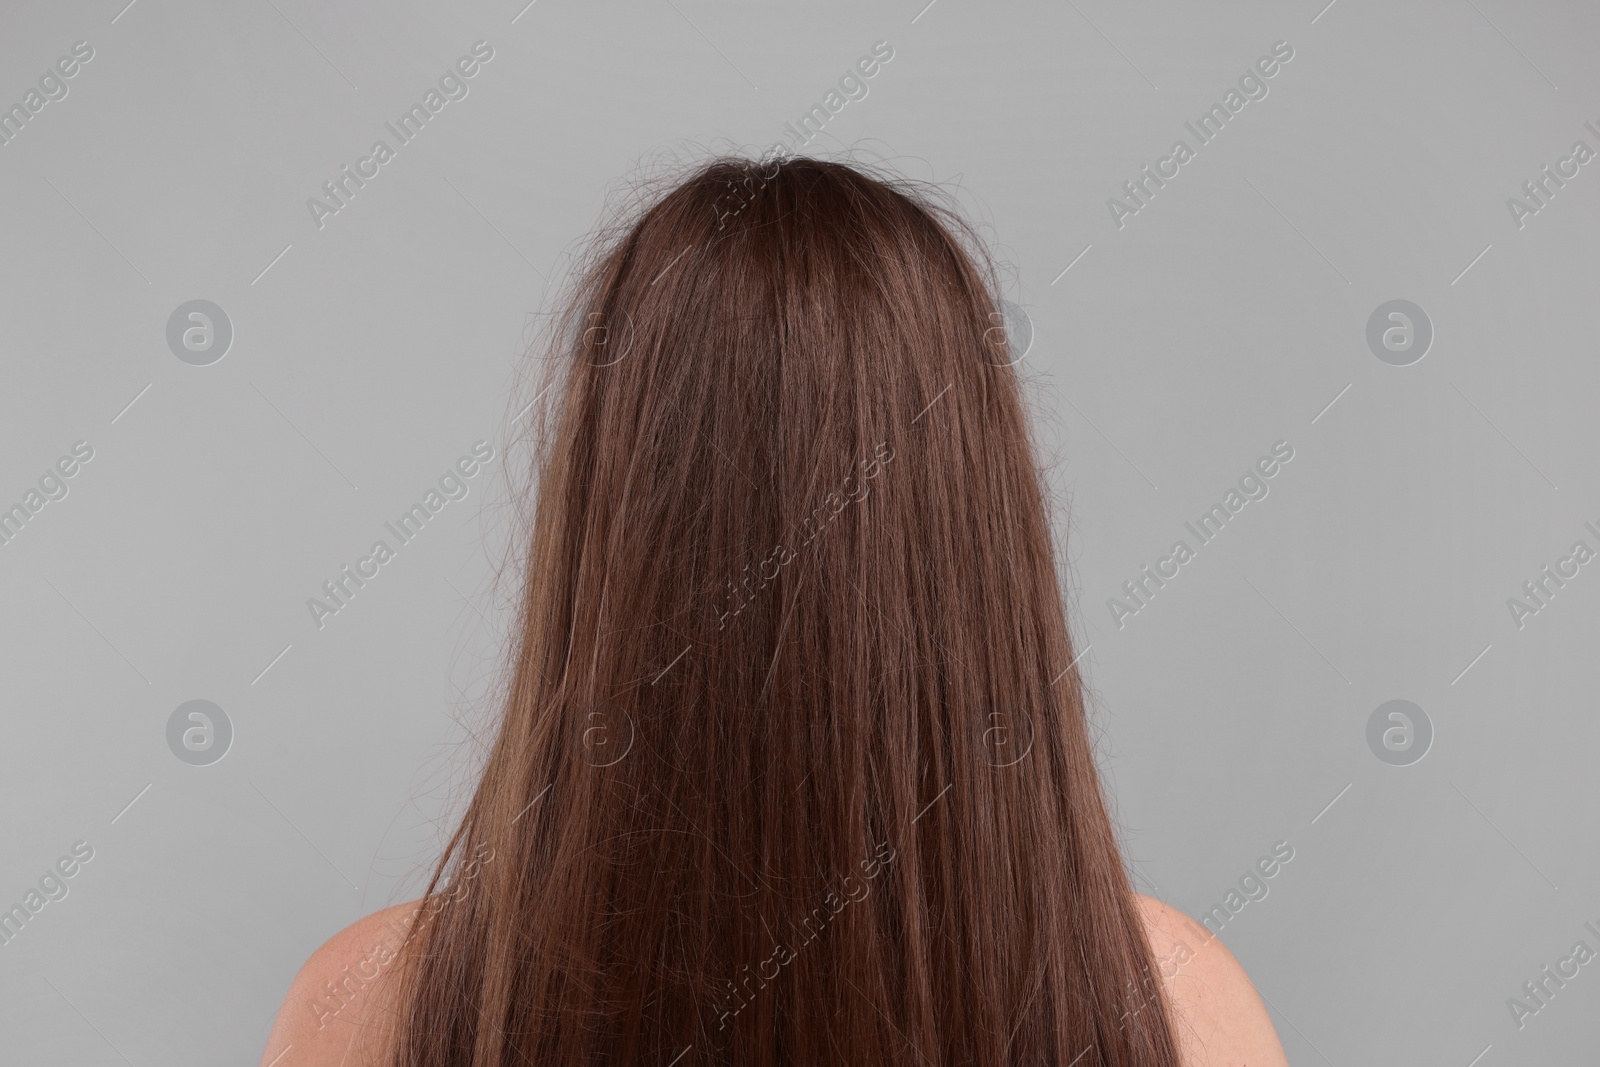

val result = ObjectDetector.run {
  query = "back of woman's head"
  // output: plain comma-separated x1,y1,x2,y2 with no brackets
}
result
393,155,1181,1067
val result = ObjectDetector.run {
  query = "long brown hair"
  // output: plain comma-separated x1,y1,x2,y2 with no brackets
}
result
389,155,1181,1067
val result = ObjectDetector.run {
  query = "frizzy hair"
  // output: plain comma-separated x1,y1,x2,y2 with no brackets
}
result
386,155,1182,1067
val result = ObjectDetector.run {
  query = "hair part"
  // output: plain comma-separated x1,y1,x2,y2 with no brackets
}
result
389,155,1181,1067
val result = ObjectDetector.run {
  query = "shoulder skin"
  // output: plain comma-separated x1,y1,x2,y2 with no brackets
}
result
258,901,422,1067
1134,893,1291,1067
264,894,1290,1067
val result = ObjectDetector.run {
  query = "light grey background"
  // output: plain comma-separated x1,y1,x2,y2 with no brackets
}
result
2,0,1597,1063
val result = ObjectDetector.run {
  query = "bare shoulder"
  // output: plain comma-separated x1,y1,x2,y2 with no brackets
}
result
258,900,425,1067
1133,893,1290,1067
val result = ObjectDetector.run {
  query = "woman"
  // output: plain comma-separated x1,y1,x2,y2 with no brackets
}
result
261,156,1288,1067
